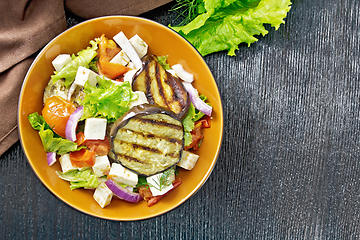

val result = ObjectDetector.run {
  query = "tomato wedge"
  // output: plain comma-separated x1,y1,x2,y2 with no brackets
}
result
76,132,86,146
98,34,129,79
147,178,182,207
70,148,96,168
184,122,204,151
138,178,182,206
99,34,120,62
76,132,110,156
42,96,76,138
99,60,129,79
197,115,211,128
138,186,153,202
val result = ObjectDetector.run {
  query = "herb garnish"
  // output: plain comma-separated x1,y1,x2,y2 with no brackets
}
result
136,167,176,191
171,0,205,26
150,168,176,191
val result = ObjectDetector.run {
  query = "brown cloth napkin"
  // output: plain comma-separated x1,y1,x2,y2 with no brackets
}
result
0,0,172,157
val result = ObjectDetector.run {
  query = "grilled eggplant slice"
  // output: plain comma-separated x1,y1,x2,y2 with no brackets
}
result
43,78,84,107
132,55,190,119
110,104,184,176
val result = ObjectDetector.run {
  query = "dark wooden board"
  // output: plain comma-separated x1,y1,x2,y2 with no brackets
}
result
2,1,360,239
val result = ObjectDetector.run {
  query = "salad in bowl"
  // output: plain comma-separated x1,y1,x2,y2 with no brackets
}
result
18,16,223,220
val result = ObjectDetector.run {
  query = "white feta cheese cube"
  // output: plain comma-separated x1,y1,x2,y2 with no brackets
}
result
177,150,199,170
113,31,142,69
58,154,77,173
130,91,149,108
92,155,111,177
108,163,138,186
123,69,138,84
52,54,72,72
129,34,148,58
97,176,108,183
84,118,107,140
172,64,194,82
74,66,98,87
93,182,113,208
127,62,136,70
146,172,174,196
110,50,130,66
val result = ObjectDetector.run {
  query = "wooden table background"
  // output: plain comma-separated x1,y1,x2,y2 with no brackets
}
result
2,0,360,239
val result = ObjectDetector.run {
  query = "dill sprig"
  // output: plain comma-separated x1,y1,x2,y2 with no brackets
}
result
170,0,205,26
136,167,176,191
150,168,175,191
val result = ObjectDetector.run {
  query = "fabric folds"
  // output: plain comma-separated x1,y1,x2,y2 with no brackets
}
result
0,0,172,156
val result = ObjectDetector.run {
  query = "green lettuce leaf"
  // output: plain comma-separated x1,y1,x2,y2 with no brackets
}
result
28,112,49,131
156,55,171,70
28,112,82,154
182,95,211,146
182,103,195,146
136,176,148,189
89,56,99,72
170,0,291,56
51,39,99,87
56,169,99,190
81,77,138,122
38,125,82,155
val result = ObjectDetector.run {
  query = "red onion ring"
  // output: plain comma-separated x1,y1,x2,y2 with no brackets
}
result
47,152,57,166
67,82,77,101
105,179,141,203
65,106,84,142
172,64,194,82
182,82,212,116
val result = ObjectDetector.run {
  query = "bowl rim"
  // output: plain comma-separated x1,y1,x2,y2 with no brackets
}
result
18,15,224,221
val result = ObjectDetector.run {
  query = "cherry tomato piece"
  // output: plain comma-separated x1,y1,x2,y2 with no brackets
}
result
70,148,96,168
42,96,76,138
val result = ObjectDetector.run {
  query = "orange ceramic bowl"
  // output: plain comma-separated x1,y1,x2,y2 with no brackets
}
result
18,16,223,221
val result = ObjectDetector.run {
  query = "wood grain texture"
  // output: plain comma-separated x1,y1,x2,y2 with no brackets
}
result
2,0,360,239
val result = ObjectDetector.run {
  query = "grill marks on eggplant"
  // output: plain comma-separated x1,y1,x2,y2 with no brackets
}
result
114,128,182,155
116,153,146,164
138,117,183,131
133,55,190,119
131,144,162,155
116,127,183,145
154,63,168,109
112,112,184,176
